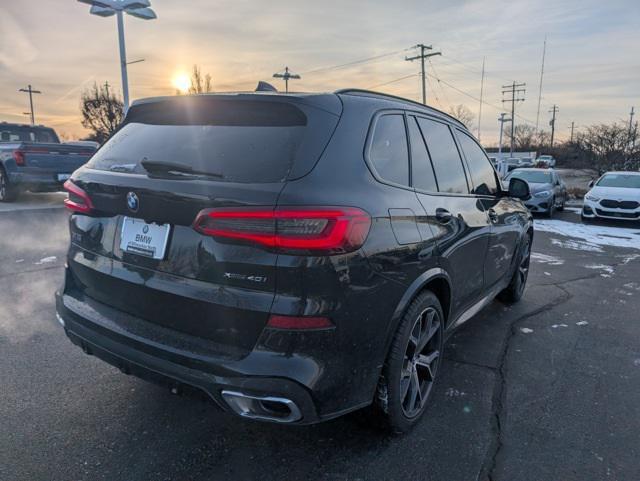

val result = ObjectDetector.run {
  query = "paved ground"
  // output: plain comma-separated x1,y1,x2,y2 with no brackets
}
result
1,203,639,481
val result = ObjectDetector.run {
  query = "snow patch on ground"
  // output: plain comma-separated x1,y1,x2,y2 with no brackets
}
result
576,321,589,326
35,256,57,265
551,323,569,328
445,388,467,398
551,238,603,252
531,252,565,265
520,327,534,334
585,264,615,277
534,219,640,251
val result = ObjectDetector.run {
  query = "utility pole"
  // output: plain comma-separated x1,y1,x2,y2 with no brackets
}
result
273,67,301,93
478,57,485,142
405,44,441,105
569,121,575,143
549,104,559,147
497,113,511,178
535,36,547,131
18,84,42,125
502,81,526,156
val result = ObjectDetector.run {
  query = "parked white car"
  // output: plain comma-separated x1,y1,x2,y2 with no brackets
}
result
536,155,556,167
582,171,640,222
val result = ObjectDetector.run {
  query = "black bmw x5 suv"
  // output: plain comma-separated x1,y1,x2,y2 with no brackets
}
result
56,90,532,432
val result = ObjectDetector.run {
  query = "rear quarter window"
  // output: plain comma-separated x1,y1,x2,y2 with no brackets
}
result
367,114,410,186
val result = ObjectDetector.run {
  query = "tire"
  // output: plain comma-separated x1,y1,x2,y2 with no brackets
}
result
371,290,445,434
498,233,531,304
556,195,564,212
0,168,18,202
546,197,555,218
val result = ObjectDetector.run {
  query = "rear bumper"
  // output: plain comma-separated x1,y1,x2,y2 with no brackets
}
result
8,170,70,189
55,287,366,425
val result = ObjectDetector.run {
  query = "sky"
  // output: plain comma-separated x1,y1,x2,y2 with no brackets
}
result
1,0,638,145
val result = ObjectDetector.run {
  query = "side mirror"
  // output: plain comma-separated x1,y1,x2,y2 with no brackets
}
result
508,177,530,200
588,180,594,188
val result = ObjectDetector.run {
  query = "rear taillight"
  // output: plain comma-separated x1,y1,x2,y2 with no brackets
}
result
193,206,371,254
12,150,25,166
13,147,51,166
63,180,94,214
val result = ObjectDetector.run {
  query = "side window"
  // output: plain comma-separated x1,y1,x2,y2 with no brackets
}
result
368,114,409,186
416,118,468,194
408,117,438,192
457,131,499,196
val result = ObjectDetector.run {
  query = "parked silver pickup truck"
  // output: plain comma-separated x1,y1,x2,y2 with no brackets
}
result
0,122,97,202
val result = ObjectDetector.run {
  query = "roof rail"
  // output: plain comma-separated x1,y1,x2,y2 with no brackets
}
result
334,88,465,128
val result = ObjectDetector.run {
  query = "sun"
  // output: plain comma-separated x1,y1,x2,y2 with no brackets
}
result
173,73,191,94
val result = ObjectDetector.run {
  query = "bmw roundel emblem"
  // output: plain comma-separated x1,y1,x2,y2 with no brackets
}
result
126,192,139,212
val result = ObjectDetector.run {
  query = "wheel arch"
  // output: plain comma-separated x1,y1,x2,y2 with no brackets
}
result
381,268,452,361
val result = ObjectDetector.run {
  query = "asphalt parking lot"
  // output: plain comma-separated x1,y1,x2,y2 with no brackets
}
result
1,194,639,481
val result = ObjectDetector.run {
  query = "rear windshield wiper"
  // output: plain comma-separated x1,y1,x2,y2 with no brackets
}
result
140,159,224,180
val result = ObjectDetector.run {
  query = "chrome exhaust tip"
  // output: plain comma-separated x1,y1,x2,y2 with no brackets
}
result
55,312,65,327
221,390,302,423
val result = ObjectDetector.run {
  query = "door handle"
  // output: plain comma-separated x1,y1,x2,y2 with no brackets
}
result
487,208,498,223
435,208,453,223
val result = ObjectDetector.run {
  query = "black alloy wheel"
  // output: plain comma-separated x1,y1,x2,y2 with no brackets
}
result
400,306,443,418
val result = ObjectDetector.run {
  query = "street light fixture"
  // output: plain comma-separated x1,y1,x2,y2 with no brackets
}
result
77,0,157,112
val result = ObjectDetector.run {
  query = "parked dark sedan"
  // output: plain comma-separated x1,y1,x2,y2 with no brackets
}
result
56,90,532,433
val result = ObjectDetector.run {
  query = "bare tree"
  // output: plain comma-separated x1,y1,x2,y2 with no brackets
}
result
448,104,474,130
80,82,124,144
576,122,633,170
188,65,213,94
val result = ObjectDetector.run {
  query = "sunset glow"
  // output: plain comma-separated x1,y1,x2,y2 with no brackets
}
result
172,73,190,94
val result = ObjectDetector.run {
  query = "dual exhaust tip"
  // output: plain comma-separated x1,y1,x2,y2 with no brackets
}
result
221,390,302,423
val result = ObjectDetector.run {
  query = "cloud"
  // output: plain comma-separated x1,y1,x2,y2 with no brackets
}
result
0,8,38,71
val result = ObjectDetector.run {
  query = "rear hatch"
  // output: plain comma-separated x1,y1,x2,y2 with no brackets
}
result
66,93,342,355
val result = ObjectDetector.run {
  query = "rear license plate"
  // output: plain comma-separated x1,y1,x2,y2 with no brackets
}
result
57,173,71,181
120,217,170,259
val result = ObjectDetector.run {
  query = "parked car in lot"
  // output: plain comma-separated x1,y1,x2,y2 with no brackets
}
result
582,171,640,222
0,122,96,202
535,154,556,167
506,157,524,171
56,90,533,432
504,168,566,217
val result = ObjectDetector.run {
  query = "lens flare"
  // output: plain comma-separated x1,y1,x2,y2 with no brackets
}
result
173,73,190,93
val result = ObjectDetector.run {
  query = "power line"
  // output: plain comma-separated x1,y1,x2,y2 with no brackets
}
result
427,58,451,107
300,49,408,75
405,44,441,105
367,73,419,89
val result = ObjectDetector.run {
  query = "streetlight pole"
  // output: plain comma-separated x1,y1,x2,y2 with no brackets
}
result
78,0,156,113
116,10,130,109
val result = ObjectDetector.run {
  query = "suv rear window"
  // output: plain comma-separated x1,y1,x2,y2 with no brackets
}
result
87,96,339,183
